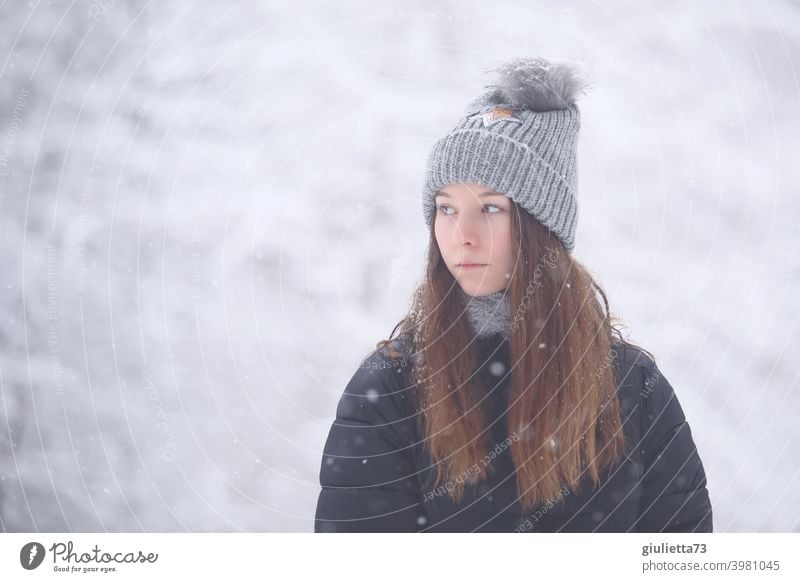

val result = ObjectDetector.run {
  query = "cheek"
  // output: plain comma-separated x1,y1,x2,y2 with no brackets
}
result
490,221,513,264
434,221,449,251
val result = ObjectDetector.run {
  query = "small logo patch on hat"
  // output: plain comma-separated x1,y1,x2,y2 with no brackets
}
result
472,106,523,127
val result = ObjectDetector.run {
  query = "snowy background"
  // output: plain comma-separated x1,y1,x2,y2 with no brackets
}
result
0,0,798,532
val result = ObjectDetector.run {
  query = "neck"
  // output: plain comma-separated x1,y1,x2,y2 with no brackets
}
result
457,287,511,339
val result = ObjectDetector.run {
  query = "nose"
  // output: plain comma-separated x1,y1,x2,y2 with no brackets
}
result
453,214,479,247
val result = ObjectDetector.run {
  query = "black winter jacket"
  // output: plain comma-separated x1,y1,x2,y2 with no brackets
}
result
314,332,713,532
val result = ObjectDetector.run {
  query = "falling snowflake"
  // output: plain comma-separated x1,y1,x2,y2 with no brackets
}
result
366,388,379,403
489,361,506,376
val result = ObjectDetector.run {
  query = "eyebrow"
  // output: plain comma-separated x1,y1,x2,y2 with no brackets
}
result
434,190,505,198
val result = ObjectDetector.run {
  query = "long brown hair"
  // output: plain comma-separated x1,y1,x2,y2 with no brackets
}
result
378,202,650,513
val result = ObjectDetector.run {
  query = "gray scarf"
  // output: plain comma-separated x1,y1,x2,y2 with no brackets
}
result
457,287,511,339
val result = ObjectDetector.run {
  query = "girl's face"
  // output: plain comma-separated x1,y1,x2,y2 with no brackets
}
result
433,182,514,297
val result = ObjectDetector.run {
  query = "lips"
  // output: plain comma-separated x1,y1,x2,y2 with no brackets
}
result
456,262,488,268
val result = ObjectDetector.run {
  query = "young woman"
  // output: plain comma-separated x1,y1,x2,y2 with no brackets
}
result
314,57,713,532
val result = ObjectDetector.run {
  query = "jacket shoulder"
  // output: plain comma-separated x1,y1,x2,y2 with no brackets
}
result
610,340,670,425
611,340,678,417
612,339,657,380
337,339,415,426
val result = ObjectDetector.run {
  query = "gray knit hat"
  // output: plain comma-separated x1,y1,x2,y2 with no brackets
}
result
422,57,590,252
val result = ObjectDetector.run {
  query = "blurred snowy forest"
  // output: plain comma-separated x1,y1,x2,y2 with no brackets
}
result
0,0,798,532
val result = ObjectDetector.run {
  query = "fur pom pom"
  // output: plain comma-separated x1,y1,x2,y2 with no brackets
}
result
486,57,590,112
